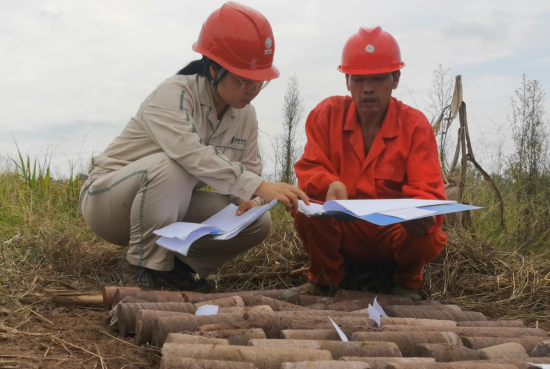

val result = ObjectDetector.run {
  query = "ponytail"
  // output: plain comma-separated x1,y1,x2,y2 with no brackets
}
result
176,57,228,99
176,59,206,76
176,57,224,79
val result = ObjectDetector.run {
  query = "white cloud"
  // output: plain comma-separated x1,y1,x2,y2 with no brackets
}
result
273,23,320,38
1,0,549,175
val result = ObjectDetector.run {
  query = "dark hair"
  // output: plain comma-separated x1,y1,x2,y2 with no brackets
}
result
176,57,222,77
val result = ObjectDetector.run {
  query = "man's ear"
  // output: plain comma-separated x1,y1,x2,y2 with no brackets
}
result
345,74,351,91
392,70,401,89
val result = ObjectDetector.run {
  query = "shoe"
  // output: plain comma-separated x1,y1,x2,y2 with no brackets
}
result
391,284,422,302
121,260,165,290
296,281,338,296
165,257,212,293
121,259,211,292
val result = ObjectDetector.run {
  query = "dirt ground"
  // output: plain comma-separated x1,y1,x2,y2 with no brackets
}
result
0,308,159,369
2,301,549,369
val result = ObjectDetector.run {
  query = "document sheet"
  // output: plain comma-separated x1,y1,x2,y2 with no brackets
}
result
155,199,277,256
298,198,481,225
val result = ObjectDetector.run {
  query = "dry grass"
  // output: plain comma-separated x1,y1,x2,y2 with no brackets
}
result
213,206,310,292
0,172,121,303
2,165,550,366
1,164,550,332
424,227,550,323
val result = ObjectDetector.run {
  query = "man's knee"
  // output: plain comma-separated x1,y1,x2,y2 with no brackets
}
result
397,226,447,263
423,228,446,261
294,211,314,228
295,211,335,233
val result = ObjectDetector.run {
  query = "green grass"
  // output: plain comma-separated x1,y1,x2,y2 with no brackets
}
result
462,170,550,254
1,152,550,323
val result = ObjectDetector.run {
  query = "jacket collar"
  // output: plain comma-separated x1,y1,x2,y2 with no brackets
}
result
197,75,236,119
197,75,236,139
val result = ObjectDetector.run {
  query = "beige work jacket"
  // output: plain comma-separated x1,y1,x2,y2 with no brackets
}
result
90,74,264,201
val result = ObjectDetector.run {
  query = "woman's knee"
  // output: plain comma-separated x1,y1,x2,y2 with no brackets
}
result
237,211,272,247
148,153,196,188
257,212,272,242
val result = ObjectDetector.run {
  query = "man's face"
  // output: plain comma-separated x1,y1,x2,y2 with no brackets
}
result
346,71,400,116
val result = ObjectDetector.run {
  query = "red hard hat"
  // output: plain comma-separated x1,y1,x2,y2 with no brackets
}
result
338,26,405,75
192,2,279,81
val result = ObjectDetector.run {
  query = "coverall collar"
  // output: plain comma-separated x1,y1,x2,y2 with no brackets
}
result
344,97,400,139
197,75,236,139
344,97,401,164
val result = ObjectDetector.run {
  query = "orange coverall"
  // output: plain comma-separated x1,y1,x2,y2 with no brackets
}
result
294,96,447,289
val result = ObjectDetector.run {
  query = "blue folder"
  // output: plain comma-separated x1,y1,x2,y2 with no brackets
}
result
316,203,481,226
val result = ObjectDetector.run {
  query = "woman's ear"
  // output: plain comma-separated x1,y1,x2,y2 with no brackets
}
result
209,65,218,80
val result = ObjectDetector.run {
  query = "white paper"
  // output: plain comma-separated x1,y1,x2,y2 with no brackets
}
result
154,222,218,240
525,364,550,369
214,225,247,240
156,226,216,256
298,201,325,216
328,317,348,341
205,199,277,232
155,199,277,255
373,297,388,318
324,199,455,217
195,305,219,316
368,304,381,328
378,207,437,220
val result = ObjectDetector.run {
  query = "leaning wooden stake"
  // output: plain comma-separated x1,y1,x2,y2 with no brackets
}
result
437,75,505,230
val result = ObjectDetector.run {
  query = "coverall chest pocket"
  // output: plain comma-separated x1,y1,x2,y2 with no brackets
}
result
374,165,406,196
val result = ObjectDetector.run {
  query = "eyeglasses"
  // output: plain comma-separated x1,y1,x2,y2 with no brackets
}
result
233,74,270,93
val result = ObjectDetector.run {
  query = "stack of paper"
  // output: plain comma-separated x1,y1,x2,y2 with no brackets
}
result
299,198,481,226
155,199,277,256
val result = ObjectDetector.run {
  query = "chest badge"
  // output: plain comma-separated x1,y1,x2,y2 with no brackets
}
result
231,137,247,146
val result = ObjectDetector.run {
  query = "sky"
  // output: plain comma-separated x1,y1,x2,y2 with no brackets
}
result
1,0,549,178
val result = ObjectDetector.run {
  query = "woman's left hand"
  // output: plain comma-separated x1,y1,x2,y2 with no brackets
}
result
236,199,259,215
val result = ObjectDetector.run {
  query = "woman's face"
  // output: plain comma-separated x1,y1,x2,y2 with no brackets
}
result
211,67,264,109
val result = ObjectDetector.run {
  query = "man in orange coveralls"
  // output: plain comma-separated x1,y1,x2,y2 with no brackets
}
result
294,27,447,301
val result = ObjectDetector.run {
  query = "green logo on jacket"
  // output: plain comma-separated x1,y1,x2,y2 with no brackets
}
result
231,137,247,145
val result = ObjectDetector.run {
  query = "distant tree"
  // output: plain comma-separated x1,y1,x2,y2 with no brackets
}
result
426,64,455,172
427,64,455,124
507,75,549,197
257,133,266,177
273,75,305,185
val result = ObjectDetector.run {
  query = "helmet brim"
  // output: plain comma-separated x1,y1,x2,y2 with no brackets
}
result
337,62,405,75
193,44,280,81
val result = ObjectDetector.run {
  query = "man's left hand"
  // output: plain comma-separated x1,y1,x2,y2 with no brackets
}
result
236,199,259,216
400,216,436,235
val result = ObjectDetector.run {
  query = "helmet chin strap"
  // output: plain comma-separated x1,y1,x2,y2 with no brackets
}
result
205,61,227,102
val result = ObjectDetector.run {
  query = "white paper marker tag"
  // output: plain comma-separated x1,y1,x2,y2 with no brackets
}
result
195,305,219,316
374,297,388,318
328,317,348,341
526,364,550,369
368,304,381,328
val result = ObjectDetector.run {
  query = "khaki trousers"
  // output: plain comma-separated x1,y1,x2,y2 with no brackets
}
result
79,152,271,276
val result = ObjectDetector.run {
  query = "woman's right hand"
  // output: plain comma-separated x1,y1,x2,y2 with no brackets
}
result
255,181,310,212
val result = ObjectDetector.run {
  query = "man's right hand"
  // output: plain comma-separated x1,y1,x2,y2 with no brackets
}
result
255,181,310,212
326,181,348,201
